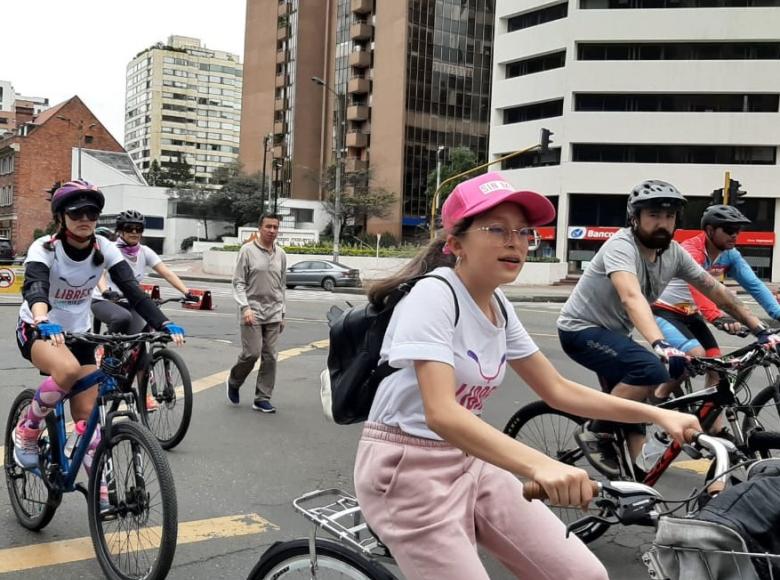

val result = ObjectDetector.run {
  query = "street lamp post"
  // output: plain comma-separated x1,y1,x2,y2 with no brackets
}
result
312,75,346,263
260,133,272,214
436,145,446,193
56,115,97,179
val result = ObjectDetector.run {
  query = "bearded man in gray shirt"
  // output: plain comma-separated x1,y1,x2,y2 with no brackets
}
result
226,214,287,413
557,180,780,478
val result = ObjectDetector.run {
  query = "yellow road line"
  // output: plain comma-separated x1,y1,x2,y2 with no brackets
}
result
0,339,331,467
0,512,277,574
672,459,711,475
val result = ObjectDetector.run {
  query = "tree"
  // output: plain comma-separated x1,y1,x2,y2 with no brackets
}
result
164,158,194,186
144,160,164,186
173,185,215,239
319,164,396,236
425,147,484,205
210,161,243,186
208,172,266,235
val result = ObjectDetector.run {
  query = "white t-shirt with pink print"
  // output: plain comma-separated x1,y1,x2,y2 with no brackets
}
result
368,266,538,440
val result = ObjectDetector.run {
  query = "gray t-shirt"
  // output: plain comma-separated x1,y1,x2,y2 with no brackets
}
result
557,228,709,335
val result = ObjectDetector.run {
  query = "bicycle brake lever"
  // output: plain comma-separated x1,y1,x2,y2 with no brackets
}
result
565,514,615,538
682,444,702,459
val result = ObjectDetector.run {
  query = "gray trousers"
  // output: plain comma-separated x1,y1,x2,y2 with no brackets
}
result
228,322,282,402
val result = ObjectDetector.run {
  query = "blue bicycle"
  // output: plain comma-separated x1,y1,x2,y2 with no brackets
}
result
4,332,178,580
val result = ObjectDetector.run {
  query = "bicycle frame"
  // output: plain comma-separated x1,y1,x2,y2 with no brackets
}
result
35,367,138,496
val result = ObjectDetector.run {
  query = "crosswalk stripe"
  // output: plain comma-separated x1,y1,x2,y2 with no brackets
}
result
0,513,277,573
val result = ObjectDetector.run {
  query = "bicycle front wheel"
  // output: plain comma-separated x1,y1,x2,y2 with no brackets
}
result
4,388,58,531
248,538,395,580
504,401,611,544
138,348,193,450
88,421,177,580
747,381,780,458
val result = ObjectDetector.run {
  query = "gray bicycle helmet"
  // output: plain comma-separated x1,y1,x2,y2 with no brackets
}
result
626,180,687,218
116,209,145,229
701,204,751,229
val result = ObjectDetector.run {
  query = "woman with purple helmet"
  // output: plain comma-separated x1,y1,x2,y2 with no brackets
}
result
12,180,185,483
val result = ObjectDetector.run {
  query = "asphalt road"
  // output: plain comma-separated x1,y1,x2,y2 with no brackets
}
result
0,280,754,579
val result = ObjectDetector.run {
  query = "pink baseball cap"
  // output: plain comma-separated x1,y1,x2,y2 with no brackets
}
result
441,171,556,231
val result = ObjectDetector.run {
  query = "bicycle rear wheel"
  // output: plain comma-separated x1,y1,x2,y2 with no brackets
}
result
138,348,193,450
88,421,177,580
4,388,58,531
248,538,395,580
503,401,611,544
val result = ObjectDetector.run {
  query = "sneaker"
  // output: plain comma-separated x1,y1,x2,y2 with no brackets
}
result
226,377,239,406
574,425,621,479
145,394,159,412
99,480,117,521
12,422,42,470
252,400,276,414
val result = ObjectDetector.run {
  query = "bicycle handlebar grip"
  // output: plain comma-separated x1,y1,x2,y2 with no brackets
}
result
683,428,701,444
522,480,600,502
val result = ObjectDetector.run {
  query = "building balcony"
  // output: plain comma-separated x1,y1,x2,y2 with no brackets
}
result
272,145,286,159
277,26,289,41
347,77,370,95
273,121,285,135
274,97,287,112
278,1,291,16
276,50,287,64
351,0,372,14
346,105,369,121
349,51,371,68
345,158,368,173
346,131,368,148
350,22,373,41
275,74,288,88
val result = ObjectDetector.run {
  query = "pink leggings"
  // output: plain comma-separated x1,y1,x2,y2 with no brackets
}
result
354,423,609,580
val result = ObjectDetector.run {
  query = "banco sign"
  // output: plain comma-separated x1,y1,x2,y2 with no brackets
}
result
567,226,619,240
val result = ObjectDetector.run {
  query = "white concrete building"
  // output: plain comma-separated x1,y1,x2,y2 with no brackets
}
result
491,0,780,281
125,35,242,187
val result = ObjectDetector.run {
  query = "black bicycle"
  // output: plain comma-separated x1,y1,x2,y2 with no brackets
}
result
96,296,194,450
504,340,780,543
5,332,178,580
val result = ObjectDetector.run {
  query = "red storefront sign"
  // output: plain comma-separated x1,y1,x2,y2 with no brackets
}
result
537,226,556,240
568,227,775,246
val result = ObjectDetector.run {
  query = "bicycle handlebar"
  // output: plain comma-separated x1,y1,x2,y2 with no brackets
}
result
154,296,199,306
523,480,601,501
65,331,172,346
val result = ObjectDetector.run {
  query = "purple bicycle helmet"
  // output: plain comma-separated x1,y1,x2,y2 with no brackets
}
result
50,180,105,215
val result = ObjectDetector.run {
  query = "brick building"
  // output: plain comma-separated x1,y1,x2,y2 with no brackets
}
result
0,96,123,251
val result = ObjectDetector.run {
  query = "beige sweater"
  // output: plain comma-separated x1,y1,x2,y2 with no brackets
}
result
232,240,287,324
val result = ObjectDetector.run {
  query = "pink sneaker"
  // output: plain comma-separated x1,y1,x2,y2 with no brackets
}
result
12,423,42,469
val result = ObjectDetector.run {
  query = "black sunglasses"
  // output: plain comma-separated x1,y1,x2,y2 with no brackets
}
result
122,225,145,234
65,208,100,221
720,226,741,236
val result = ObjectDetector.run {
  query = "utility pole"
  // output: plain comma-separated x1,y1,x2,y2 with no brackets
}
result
260,133,272,214
312,76,346,263
436,145,446,193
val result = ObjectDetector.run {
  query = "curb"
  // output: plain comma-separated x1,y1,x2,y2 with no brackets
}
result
151,272,572,304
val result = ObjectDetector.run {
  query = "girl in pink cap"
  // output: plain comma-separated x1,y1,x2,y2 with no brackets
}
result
353,171,700,579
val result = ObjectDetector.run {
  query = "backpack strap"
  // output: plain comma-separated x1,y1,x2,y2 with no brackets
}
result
401,274,459,326
493,292,508,327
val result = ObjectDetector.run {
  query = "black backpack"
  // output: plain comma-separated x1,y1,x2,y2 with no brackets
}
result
321,275,459,425
321,274,508,425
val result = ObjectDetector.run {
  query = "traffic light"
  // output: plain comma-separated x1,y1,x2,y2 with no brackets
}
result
540,128,553,153
727,179,747,206
710,188,724,205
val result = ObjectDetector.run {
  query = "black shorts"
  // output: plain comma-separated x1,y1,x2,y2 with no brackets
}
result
15,319,96,366
652,307,720,356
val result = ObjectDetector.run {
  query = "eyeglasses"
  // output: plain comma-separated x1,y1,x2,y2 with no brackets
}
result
65,208,100,221
468,224,540,250
720,226,741,236
122,225,144,234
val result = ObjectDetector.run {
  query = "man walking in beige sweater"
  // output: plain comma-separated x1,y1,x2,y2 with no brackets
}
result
226,214,286,413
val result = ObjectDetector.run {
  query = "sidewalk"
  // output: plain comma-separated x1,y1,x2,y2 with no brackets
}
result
151,258,574,303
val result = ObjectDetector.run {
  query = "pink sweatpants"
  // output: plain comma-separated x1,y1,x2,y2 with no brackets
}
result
354,423,609,580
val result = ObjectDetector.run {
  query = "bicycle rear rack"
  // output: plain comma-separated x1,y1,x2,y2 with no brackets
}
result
292,488,390,559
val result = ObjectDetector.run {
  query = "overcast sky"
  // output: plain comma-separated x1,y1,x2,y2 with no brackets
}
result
3,0,246,142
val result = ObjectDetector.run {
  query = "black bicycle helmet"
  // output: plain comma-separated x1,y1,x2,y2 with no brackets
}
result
116,209,145,229
627,180,687,218
700,204,751,229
